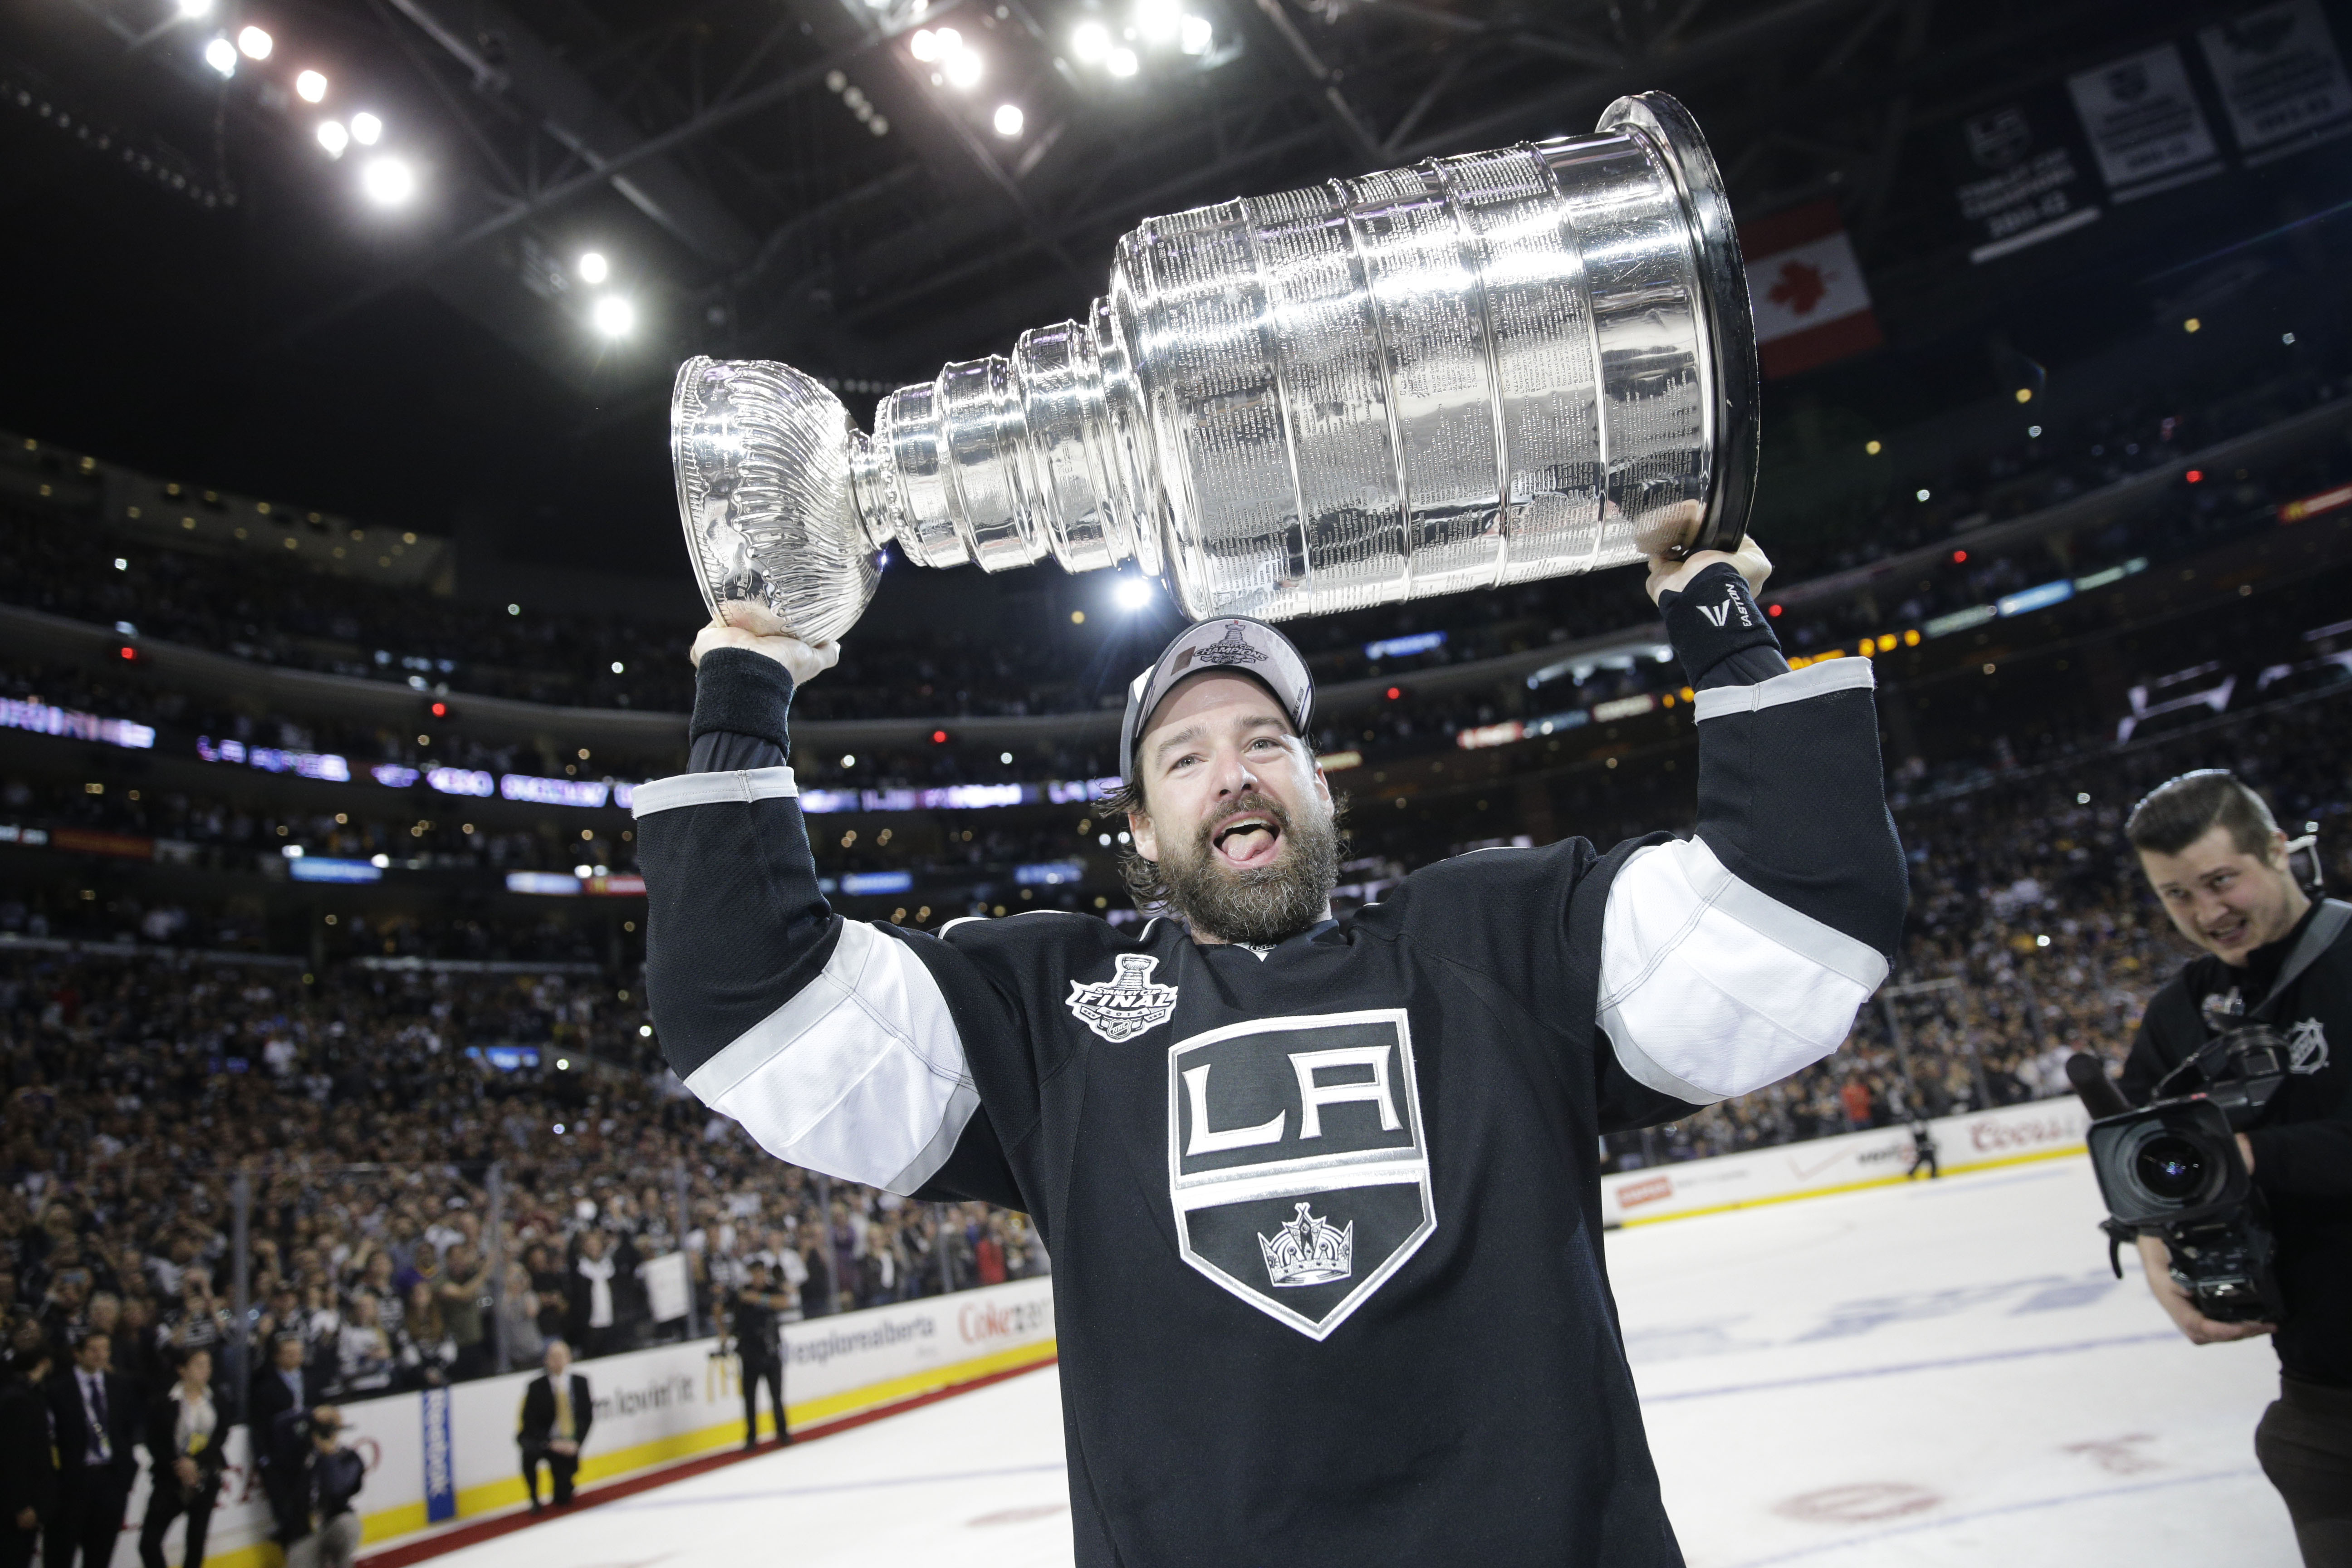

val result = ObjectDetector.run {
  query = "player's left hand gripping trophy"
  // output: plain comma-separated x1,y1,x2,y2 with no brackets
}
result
670,91,1758,643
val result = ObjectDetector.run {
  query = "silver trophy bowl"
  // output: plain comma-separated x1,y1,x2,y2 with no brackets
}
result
671,90,1756,643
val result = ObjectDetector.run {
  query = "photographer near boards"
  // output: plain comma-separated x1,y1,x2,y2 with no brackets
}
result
2117,770,2352,1563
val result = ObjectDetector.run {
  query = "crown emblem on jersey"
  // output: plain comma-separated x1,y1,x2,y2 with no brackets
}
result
1258,1202,1353,1288
1193,621,1269,667
1066,953,1180,1043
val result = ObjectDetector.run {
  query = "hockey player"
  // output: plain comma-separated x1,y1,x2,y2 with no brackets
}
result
634,536,1906,1567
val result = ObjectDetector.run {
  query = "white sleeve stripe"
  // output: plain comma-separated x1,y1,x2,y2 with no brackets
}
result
884,1079,984,1195
683,921,976,1195
1677,834,1890,991
631,767,800,817
1692,656,1875,721
1597,838,1886,1104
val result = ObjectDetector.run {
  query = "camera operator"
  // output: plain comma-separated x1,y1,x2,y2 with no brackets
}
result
2118,770,2351,1563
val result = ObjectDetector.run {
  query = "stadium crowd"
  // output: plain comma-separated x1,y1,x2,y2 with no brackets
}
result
0,952,1046,1426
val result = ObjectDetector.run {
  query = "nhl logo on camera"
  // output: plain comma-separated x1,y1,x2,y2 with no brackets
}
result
1165,1008,1434,1341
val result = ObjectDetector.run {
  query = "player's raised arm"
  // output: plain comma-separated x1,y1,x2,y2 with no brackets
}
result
1597,535,1909,1109
630,606,1002,1197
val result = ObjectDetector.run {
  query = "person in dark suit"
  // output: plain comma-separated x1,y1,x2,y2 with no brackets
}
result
248,1337,318,1544
137,1349,224,1568
0,1332,58,1568
44,1332,137,1568
720,1263,791,1452
515,1341,592,1512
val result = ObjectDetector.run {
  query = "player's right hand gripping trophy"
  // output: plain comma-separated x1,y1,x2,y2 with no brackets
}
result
670,91,1759,643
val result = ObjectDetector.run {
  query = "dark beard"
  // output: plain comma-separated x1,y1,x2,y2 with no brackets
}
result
1152,790,1343,946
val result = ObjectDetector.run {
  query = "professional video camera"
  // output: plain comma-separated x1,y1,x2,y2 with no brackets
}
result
2068,1031,2289,1325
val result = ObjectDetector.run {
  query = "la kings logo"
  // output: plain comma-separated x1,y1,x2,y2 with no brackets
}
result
1067,954,1179,1042
1166,1009,1434,1341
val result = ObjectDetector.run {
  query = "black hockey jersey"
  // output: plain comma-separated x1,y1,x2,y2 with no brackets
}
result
635,581,1906,1567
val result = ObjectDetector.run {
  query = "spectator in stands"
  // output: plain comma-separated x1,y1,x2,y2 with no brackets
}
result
44,1331,137,1568
517,1341,593,1512
436,1241,491,1380
399,1281,455,1388
137,1347,224,1568
498,1262,545,1370
270,1406,364,1568
524,1245,568,1346
330,1293,395,1400
0,1329,56,1568
567,1231,624,1358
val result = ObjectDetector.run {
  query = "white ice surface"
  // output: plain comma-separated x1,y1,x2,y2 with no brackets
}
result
422,1155,2297,1568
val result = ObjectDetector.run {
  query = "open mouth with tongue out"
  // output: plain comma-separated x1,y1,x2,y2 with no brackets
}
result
1207,801,1286,871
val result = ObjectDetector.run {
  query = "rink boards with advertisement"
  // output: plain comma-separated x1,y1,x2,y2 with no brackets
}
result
123,1277,1057,1568
1601,1095,2091,1226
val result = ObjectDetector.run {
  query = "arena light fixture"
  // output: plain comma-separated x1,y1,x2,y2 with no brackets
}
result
2027,424,2042,437
910,27,941,61
1113,576,1155,610
577,250,609,284
1863,439,1881,455
591,295,636,337
315,120,348,157
609,659,625,673
2013,387,2032,403
360,156,415,205
295,69,327,103
203,36,236,75
1915,487,1931,502
349,111,382,145
1180,12,1213,53
2183,317,2200,333
1137,0,1182,44
237,24,272,59
1107,45,1140,77
840,754,857,768
177,0,214,15
2283,331,2297,345
945,46,983,88
1072,20,1110,60
993,103,1024,137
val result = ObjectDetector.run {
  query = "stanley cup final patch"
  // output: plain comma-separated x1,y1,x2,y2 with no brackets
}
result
1067,954,1181,1043
1166,1009,1434,1341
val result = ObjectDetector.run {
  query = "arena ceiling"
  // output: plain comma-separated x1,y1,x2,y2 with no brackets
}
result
0,0,2338,581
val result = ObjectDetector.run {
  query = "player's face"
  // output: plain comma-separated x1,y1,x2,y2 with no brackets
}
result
1129,671,1338,942
1131,672,1328,868
2137,824,2306,966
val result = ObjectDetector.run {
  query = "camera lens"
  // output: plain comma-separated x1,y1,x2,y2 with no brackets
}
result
2135,1134,2209,1201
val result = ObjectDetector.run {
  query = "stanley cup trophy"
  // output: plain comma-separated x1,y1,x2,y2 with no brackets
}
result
670,91,1758,644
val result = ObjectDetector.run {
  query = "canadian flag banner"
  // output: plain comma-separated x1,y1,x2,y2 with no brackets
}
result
1739,200,1883,378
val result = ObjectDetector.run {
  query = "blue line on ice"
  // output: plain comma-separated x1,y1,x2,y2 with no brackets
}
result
1641,1331,2178,1403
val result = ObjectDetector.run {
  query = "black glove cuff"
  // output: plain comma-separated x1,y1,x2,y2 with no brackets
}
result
689,647,796,753
1658,562,1780,685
